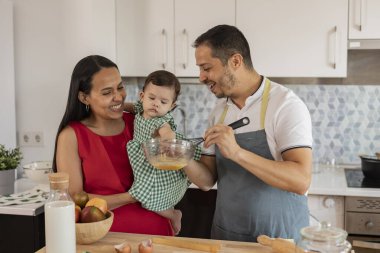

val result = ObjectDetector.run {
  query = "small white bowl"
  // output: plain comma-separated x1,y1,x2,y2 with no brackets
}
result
23,161,52,185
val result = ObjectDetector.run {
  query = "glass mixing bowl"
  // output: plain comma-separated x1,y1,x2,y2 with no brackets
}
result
142,138,195,171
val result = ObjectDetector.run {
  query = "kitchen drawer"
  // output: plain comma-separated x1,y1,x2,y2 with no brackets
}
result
0,212,45,252
308,194,345,229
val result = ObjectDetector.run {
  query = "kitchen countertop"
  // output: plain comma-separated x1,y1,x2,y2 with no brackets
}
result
0,178,46,216
191,164,380,198
36,232,274,253
308,164,380,197
3,164,379,217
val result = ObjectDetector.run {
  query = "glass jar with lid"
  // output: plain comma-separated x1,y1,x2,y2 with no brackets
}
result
298,221,351,253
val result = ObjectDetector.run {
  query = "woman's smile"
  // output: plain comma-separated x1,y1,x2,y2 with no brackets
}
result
110,103,123,112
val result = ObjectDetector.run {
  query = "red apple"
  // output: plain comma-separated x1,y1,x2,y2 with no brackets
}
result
75,205,81,223
80,206,106,223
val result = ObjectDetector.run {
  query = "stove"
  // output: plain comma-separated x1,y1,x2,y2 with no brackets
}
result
344,168,380,252
345,168,380,188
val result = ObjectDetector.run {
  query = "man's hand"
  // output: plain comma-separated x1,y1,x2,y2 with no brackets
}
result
203,124,241,160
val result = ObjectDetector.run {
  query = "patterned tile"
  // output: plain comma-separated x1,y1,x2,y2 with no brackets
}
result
288,85,380,164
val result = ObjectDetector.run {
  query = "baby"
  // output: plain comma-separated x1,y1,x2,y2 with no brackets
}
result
125,70,201,234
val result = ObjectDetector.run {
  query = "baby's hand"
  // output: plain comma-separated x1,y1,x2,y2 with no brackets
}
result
157,123,176,140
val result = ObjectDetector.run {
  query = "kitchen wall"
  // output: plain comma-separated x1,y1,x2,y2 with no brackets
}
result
10,0,116,174
288,84,379,164
5,0,379,173
124,79,380,165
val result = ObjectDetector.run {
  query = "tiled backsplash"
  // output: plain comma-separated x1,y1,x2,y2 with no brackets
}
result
287,84,380,164
125,79,380,164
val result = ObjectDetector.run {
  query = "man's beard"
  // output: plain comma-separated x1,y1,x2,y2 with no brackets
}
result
215,67,236,98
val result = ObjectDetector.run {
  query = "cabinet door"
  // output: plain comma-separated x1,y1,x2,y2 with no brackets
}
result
308,195,345,229
0,0,16,148
349,0,380,39
236,0,348,77
174,0,235,77
116,0,175,76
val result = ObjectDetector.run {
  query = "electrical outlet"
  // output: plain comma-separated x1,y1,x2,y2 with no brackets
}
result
19,131,44,147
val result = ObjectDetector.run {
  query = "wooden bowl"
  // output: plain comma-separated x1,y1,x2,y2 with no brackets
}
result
75,211,114,244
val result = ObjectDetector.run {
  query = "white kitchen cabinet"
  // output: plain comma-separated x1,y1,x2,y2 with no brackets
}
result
173,0,235,77
349,0,380,39
308,195,345,229
116,0,174,76
116,0,235,77
236,0,348,77
0,0,16,149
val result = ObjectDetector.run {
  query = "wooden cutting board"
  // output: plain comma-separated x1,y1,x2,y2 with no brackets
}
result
36,232,275,253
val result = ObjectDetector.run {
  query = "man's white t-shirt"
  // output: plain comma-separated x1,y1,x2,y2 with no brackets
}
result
203,77,312,161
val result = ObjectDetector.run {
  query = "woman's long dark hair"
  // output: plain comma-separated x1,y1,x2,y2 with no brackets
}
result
52,55,118,172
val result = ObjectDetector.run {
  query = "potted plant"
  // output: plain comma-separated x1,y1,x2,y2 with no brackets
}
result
0,144,23,195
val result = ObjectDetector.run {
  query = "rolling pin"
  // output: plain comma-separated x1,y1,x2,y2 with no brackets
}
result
257,235,306,253
152,237,221,252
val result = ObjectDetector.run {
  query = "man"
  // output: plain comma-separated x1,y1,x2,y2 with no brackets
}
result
184,25,313,242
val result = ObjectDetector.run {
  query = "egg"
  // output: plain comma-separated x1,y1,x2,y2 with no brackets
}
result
114,241,131,253
138,239,153,253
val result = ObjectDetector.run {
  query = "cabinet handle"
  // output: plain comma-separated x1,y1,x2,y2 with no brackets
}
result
161,29,168,69
365,221,374,229
334,26,338,69
331,26,338,69
182,29,188,69
359,0,364,31
355,0,367,31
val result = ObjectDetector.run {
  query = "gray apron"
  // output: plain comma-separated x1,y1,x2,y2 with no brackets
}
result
211,80,309,242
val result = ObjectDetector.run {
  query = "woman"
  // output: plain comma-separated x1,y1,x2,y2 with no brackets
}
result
52,55,173,235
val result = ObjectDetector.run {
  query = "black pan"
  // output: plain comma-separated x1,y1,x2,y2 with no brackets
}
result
359,154,380,179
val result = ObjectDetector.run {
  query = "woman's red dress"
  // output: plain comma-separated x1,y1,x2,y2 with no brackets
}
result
69,112,173,235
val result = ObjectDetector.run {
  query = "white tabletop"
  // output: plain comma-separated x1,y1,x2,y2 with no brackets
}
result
0,178,46,216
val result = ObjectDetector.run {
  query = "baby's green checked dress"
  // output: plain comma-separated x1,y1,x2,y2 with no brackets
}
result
127,102,201,212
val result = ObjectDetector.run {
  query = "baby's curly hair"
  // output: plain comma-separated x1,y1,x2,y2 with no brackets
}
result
143,70,181,102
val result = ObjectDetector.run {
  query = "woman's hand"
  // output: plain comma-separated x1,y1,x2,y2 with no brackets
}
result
89,192,137,211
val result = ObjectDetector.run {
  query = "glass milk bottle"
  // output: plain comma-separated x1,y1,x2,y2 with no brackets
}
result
44,172,76,253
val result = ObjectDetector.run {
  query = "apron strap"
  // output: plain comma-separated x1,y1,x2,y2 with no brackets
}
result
260,79,271,129
217,78,271,128
218,104,229,124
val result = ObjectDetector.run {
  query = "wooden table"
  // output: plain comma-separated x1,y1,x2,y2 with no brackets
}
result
36,232,274,253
